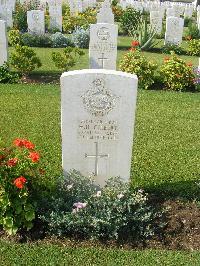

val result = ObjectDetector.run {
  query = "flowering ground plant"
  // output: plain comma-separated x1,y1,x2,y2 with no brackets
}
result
0,139,41,235
159,52,196,92
119,49,157,89
39,172,162,241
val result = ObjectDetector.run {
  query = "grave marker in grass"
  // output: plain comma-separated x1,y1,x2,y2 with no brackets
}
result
61,69,138,186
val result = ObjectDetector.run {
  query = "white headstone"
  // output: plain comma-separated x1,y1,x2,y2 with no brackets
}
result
61,69,138,186
97,0,114,24
165,16,184,45
197,10,200,31
89,24,118,70
49,5,62,31
150,11,162,34
27,10,45,35
0,20,8,66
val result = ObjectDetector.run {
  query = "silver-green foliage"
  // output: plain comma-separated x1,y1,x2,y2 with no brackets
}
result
39,171,163,240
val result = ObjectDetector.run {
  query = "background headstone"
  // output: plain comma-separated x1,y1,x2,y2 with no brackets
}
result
89,0,118,70
165,16,184,45
49,5,62,31
0,20,8,66
61,69,138,186
27,10,45,35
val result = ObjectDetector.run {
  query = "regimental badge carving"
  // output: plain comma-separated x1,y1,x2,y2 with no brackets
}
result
97,27,110,41
82,78,118,117
32,12,40,22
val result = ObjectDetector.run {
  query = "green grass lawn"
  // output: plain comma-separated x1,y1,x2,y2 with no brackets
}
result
0,84,199,198
1,240,200,265
8,37,199,76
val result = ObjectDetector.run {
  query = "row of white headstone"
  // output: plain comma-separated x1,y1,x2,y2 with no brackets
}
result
0,0,97,33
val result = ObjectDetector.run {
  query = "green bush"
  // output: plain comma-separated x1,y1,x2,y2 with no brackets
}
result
185,22,200,39
9,45,42,76
52,47,84,71
119,49,157,89
159,53,195,91
39,172,162,240
63,8,97,34
0,63,19,83
50,32,74,48
161,43,184,55
187,39,200,56
8,30,22,47
72,27,90,48
120,7,141,36
21,33,52,47
0,139,41,235
13,3,28,31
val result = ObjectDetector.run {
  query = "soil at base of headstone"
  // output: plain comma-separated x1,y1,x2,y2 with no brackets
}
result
0,200,200,251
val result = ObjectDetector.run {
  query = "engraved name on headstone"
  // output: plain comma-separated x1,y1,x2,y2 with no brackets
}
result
49,5,62,31
61,69,138,186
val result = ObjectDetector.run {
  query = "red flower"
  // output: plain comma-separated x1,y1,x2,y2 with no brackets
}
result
14,176,27,189
23,140,35,149
13,138,24,147
28,152,40,163
187,62,193,67
13,138,35,149
131,40,140,47
7,158,18,167
164,57,170,62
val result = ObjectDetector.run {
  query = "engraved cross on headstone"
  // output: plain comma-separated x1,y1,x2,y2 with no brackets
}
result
98,53,108,68
85,142,109,176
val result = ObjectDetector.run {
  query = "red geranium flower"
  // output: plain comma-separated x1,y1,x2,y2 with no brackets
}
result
13,138,24,147
14,176,27,189
13,138,35,149
23,140,35,149
28,152,40,163
187,62,193,67
164,56,170,62
7,158,18,167
131,40,140,47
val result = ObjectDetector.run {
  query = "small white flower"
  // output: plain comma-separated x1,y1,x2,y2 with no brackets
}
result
67,184,73,190
138,189,144,194
117,193,124,199
96,191,102,197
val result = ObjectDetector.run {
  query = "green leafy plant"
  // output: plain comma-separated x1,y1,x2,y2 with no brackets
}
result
120,7,141,36
50,32,74,48
0,63,19,83
161,43,184,55
8,30,22,47
39,172,162,241
9,45,42,76
119,49,157,89
187,39,200,56
159,53,195,91
21,33,52,47
52,47,84,71
185,22,200,39
72,27,90,48
63,7,97,34
135,15,159,50
0,139,41,235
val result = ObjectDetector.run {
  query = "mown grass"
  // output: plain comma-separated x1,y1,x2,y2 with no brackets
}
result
0,240,200,265
8,38,199,76
0,84,199,198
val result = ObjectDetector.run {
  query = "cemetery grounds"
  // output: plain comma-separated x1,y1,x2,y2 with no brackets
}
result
0,4,200,265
